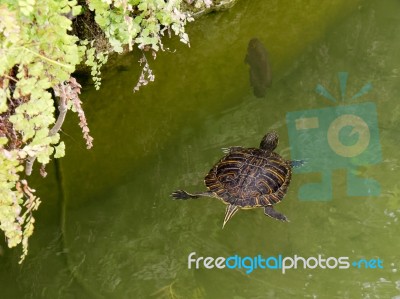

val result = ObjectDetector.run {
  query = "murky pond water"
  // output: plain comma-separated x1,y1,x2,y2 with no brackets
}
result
2,0,400,298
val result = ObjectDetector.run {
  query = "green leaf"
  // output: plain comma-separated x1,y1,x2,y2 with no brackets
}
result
0,89,8,113
54,142,65,158
72,5,82,16
0,137,7,146
95,15,109,27
138,2,147,11
134,16,143,24
141,28,150,37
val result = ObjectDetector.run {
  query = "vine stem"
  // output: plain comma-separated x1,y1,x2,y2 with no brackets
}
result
21,47,74,70
3,75,18,83
25,83,68,176
49,86,68,136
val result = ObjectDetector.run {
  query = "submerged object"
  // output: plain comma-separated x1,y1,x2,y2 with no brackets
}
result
245,38,272,98
172,131,304,227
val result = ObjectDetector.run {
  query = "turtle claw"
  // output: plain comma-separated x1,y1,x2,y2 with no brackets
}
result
221,146,243,154
171,190,197,200
290,159,307,168
274,215,289,222
221,148,230,154
280,216,290,222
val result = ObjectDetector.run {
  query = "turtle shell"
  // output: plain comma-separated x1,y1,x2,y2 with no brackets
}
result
205,147,291,208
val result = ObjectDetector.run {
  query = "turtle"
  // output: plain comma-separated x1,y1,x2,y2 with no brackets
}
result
171,131,304,228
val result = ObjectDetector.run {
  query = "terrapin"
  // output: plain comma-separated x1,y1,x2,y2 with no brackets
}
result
171,131,304,228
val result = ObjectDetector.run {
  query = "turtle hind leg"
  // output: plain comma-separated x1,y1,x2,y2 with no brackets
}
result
264,205,289,222
171,190,214,200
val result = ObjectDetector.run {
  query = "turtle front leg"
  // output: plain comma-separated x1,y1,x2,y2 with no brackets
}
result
290,159,306,168
264,206,289,222
171,190,214,200
222,146,244,154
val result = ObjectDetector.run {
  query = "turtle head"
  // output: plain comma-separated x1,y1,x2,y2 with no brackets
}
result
260,131,279,151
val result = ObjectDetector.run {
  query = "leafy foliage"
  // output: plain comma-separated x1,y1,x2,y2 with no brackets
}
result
0,0,192,262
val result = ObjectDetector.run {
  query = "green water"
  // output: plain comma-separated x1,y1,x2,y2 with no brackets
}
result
2,0,400,298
